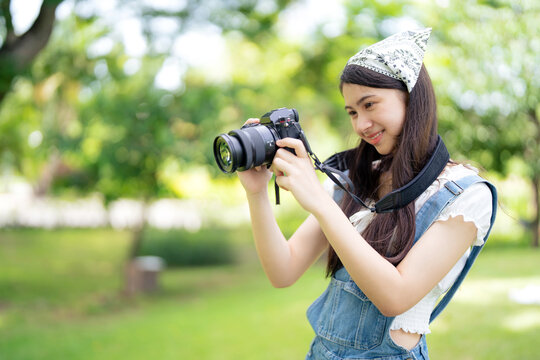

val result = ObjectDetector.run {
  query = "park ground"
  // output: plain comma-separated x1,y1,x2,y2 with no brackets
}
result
0,228,539,359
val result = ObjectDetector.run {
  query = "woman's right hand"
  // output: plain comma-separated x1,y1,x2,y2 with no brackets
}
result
237,118,273,196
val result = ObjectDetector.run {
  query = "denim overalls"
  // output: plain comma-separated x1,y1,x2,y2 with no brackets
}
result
306,175,497,360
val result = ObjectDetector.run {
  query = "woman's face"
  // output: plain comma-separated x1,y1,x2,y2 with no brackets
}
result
342,83,407,155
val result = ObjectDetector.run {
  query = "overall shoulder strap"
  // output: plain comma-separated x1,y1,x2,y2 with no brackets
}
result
412,174,497,323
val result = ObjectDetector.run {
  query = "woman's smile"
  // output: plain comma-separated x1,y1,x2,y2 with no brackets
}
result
364,130,384,145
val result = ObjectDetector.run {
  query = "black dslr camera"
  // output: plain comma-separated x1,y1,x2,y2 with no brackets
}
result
213,108,308,173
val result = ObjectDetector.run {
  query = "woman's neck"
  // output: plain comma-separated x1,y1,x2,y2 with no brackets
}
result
377,171,393,199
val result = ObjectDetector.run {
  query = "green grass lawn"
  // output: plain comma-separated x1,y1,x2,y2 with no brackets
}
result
0,228,539,359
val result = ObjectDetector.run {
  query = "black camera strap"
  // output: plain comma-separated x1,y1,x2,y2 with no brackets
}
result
373,136,449,213
274,176,281,205
301,134,449,213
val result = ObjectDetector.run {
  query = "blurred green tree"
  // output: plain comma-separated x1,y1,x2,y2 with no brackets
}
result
0,0,304,293
422,0,540,246
4,0,537,251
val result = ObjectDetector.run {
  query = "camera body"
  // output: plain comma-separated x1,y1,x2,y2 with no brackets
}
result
259,107,302,141
213,108,305,173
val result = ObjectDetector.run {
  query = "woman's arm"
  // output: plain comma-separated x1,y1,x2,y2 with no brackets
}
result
314,198,477,316
236,118,329,288
246,190,328,288
272,137,479,316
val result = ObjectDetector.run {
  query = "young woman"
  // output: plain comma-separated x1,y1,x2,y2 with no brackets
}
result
237,28,496,360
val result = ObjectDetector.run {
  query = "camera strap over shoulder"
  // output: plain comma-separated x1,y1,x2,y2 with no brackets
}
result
308,135,450,213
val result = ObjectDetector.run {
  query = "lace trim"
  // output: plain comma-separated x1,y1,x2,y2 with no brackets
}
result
390,322,431,335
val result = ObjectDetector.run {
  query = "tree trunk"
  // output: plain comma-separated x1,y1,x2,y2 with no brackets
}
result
33,150,63,197
123,202,162,296
532,175,540,248
123,224,147,296
129,223,145,260
0,0,62,103
530,109,540,248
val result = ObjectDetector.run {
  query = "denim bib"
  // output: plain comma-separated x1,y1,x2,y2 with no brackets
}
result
306,175,497,360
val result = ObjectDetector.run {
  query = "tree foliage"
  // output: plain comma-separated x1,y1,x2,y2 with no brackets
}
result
418,0,540,245
0,0,538,243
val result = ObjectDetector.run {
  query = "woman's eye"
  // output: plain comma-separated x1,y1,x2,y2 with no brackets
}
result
348,110,357,116
365,102,374,109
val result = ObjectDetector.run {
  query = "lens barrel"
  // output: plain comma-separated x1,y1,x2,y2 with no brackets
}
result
213,124,278,173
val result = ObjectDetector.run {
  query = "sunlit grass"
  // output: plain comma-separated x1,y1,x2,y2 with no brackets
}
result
503,310,540,332
428,248,540,360
0,228,539,359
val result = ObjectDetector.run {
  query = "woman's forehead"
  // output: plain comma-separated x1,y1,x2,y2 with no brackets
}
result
342,83,404,102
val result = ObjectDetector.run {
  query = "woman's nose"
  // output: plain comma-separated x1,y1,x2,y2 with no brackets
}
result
355,115,373,133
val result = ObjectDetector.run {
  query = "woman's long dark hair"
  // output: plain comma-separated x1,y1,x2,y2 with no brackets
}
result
326,64,438,276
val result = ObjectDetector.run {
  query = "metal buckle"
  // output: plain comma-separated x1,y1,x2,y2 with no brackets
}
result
444,181,464,196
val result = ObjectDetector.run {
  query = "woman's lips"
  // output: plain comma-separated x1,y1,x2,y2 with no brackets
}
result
365,130,384,145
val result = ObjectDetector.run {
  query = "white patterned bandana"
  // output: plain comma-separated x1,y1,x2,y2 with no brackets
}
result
347,28,432,92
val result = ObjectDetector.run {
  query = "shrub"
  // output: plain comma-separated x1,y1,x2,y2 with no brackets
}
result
138,227,236,267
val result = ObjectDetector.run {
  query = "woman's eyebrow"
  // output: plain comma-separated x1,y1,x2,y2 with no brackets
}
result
344,94,376,109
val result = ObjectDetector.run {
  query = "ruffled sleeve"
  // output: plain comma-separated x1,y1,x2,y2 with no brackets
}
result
436,182,493,246
322,177,336,198
323,171,350,205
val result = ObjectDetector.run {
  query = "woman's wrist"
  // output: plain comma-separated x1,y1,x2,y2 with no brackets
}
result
245,187,270,201
309,189,339,219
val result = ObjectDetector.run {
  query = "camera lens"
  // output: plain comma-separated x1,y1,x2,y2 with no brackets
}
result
213,134,243,173
213,124,278,173
218,142,232,166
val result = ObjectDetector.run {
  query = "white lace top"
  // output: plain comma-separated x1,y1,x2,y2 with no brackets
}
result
325,164,493,334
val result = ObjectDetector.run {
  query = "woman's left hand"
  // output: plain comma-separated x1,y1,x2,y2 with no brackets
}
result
271,137,330,213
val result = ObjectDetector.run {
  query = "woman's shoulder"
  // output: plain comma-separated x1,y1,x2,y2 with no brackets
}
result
441,162,481,181
417,162,494,245
438,163,494,201
437,165,495,245
415,162,489,209
432,162,488,192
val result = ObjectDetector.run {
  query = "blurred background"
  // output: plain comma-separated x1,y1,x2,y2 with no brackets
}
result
0,0,539,359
